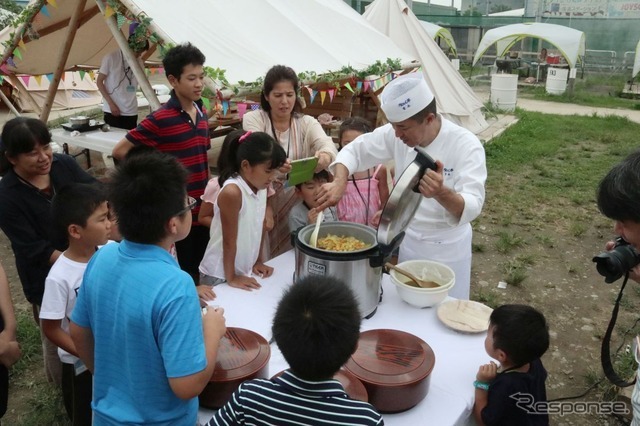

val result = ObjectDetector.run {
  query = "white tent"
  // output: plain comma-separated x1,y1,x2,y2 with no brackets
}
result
488,8,525,17
12,71,101,112
364,0,488,134
473,23,586,69
419,21,457,56
0,0,415,85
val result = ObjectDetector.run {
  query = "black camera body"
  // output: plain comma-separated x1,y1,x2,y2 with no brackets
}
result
592,237,640,283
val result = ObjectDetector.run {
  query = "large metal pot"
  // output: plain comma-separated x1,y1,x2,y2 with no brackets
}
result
292,147,437,319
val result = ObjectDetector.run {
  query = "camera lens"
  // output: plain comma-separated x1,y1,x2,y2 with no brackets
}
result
593,241,640,283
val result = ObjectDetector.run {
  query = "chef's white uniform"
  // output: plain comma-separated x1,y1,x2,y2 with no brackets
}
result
332,116,486,299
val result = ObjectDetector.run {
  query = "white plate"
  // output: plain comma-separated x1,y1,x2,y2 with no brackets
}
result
436,300,493,333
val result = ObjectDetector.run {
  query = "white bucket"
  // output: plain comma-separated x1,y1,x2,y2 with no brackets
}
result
490,74,518,112
546,67,569,95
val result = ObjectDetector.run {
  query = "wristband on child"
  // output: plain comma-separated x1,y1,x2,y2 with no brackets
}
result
473,380,490,391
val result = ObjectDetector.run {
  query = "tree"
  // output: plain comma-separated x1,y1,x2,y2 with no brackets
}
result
0,0,22,29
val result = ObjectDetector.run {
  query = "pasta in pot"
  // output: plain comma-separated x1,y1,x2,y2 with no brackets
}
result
317,234,370,252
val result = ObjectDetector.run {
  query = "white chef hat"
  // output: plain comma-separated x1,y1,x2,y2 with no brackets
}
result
380,73,434,123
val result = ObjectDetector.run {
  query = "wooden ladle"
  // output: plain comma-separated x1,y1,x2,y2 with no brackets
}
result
385,262,440,289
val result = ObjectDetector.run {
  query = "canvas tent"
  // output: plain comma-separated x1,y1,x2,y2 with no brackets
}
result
0,0,415,120
419,21,457,56
11,71,101,112
364,0,488,134
472,23,586,69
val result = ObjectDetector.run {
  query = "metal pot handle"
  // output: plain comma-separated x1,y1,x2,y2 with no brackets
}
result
412,147,438,193
370,231,405,268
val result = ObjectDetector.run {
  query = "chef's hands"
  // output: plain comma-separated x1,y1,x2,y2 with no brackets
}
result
476,361,498,382
316,178,347,212
418,160,446,198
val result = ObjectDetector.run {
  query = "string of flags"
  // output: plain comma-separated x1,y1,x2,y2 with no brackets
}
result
301,71,400,106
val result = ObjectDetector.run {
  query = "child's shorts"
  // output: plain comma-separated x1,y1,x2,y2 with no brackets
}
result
199,274,226,286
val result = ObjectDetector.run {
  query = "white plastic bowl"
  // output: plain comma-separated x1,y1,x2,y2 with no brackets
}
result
389,260,455,308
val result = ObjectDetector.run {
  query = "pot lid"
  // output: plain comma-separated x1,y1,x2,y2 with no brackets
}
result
210,327,271,382
377,147,437,245
344,329,435,386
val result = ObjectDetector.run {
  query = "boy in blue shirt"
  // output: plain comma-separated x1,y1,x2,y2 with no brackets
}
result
70,150,226,425
41,183,111,425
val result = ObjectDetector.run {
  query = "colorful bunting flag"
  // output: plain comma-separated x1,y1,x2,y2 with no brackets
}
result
34,75,43,86
320,91,326,105
18,40,26,51
61,73,66,82
40,5,50,17
104,5,115,18
79,70,86,81
328,88,335,103
0,64,11,74
237,102,247,118
47,0,58,8
0,76,4,84
45,73,54,83
309,90,317,105
343,82,354,93
19,75,30,86
12,48,21,61
88,70,96,81
222,100,229,116
356,81,363,92
6,57,15,68
201,97,210,111
363,80,370,92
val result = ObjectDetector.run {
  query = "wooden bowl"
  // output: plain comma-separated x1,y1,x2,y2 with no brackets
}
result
344,329,435,413
198,327,271,409
271,368,369,402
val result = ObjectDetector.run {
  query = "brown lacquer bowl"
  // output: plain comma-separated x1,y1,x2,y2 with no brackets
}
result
271,368,369,402
198,327,270,409
344,329,435,413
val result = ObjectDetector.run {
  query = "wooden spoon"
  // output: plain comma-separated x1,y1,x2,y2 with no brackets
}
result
385,262,440,289
309,211,324,248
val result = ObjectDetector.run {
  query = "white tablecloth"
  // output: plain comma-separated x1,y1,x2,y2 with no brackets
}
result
198,250,487,426
51,127,128,155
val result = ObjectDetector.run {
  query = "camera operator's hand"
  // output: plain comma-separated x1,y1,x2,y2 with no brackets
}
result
629,265,640,284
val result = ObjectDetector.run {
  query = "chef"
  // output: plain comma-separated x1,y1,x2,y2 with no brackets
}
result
316,72,486,300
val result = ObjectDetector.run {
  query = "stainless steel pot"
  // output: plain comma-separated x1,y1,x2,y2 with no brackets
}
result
293,222,391,319
292,148,437,319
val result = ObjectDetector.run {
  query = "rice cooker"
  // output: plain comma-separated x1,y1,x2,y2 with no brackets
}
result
292,147,437,318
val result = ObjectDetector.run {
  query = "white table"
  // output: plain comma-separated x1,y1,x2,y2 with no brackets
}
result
197,250,488,426
51,127,128,168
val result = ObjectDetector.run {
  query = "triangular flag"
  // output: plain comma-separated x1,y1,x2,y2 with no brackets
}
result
0,64,11,74
88,70,95,80
45,73,53,83
19,75,30,86
116,14,126,29
104,5,115,18
237,102,247,118
343,82,354,93
222,100,229,116
320,91,326,105
34,75,42,86
40,5,50,17
328,88,335,102
309,90,317,105
60,73,66,82
0,76,4,84
306,86,313,97
356,81,363,91
47,0,58,8
363,80,370,92
12,48,21,61
18,40,26,51
201,97,210,111
79,70,86,81
6,57,15,67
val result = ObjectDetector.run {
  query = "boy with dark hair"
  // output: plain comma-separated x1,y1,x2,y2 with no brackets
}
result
40,182,111,425
70,151,226,425
288,170,338,232
473,304,550,426
111,42,210,281
206,275,383,426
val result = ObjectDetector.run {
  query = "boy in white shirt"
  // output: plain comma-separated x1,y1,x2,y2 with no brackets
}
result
40,183,111,425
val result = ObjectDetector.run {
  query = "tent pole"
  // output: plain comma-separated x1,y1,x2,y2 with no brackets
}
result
7,74,41,115
39,0,87,122
103,0,161,111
